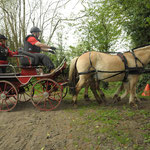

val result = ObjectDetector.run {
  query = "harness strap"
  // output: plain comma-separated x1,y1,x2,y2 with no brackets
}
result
77,51,145,82
131,50,144,67
78,52,127,81
78,69,125,75
88,52,99,82
88,52,96,71
117,52,128,82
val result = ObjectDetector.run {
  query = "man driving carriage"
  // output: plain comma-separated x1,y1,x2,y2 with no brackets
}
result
0,34,18,73
23,26,56,73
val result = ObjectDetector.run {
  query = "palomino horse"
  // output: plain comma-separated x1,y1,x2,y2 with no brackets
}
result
69,57,106,102
69,45,150,107
69,57,106,104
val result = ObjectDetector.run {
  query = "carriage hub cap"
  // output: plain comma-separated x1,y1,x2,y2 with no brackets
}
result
1,93,6,100
43,92,49,98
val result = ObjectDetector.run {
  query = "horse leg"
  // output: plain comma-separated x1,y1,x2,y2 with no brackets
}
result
128,76,139,108
90,82,102,104
135,93,142,103
84,83,90,101
96,81,106,103
113,83,124,103
120,82,129,100
72,77,86,106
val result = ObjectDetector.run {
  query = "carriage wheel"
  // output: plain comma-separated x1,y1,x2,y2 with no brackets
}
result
0,80,18,111
19,86,31,102
31,79,62,111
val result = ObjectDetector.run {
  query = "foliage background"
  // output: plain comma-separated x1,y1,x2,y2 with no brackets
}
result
0,0,150,90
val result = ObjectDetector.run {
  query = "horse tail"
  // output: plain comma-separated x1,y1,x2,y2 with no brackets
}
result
68,57,78,95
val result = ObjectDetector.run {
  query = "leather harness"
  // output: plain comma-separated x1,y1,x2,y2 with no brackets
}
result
78,51,145,82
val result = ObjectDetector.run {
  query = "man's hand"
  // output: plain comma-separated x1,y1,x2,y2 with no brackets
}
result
49,46,56,50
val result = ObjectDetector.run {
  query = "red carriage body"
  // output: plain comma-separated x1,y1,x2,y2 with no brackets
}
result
0,57,67,112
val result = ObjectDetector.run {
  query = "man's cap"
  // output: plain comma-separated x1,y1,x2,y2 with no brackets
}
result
30,27,41,33
0,34,7,40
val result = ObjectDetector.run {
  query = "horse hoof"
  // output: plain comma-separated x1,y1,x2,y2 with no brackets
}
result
103,100,107,104
103,101,107,106
101,94,106,100
129,102,139,109
84,95,90,101
97,100,102,105
73,104,78,108
113,95,121,103
113,97,121,103
85,98,91,101
135,98,142,104
113,94,118,100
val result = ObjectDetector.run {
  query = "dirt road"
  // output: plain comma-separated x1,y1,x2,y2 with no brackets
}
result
0,99,150,150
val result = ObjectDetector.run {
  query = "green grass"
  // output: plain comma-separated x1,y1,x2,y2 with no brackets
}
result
63,82,150,150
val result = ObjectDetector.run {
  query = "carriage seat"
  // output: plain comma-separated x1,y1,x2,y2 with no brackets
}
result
18,50,39,67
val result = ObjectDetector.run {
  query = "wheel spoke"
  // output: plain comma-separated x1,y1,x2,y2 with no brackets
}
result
49,92,61,101
25,92,30,97
46,81,48,91
35,98,43,106
0,99,4,110
4,100,10,110
44,99,47,108
23,94,26,100
19,86,31,102
0,87,3,93
8,97,17,105
34,88,43,94
33,94,43,98
48,98,54,108
39,82,45,92
4,83,7,91
0,81,18,111
31,79,62,111
47,83,57,93
7,94,16,97
5,87,14,95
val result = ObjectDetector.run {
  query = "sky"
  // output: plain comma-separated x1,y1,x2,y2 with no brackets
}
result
51,0,129,52
38,0,129,51
52,0,84,48
25,0,84,49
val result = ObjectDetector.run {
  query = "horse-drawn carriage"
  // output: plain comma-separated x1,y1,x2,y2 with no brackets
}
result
0,51,68,111
1,44,150,111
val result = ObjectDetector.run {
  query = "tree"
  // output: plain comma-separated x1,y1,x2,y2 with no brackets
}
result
116,0,150,47
75,0,123,52
0,0,73,50
0,0,26,49
115,0,150,91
